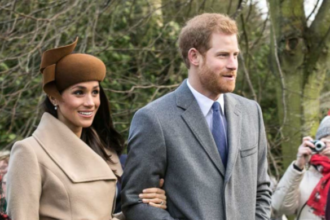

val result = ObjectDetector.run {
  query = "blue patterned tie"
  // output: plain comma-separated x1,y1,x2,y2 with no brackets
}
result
212,102,228,168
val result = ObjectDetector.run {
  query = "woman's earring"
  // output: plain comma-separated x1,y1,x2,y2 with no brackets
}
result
54,105,58,110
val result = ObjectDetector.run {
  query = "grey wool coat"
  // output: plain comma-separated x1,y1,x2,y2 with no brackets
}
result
7,113,124,220
121,80,272,220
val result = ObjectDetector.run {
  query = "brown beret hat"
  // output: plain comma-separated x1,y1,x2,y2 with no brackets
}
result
40,38,106,101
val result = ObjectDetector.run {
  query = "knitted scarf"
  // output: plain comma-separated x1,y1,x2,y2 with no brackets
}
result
307,154,330,218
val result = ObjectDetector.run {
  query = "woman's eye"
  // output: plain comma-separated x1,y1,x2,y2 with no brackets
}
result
73,90,83,95
92,90,100,95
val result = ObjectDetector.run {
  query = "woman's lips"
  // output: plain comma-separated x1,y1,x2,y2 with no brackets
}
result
78,111,94,118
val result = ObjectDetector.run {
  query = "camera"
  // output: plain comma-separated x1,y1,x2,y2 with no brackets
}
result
310,140,326,153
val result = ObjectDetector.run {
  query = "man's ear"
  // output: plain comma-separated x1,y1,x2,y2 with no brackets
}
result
187,48,202,67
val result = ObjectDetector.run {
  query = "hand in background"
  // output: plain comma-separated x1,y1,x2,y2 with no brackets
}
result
295,136,314,169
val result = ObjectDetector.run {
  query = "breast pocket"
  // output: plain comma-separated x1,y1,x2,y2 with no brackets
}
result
240,145,257,158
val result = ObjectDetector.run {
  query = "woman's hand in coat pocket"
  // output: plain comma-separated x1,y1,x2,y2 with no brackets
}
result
139,179,167,209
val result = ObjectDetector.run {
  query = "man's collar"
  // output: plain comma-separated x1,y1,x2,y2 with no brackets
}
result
186,79,225,116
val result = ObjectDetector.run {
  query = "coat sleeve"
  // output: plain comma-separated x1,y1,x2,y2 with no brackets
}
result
112,212,125,220
7,140,42,220
255,103,272,220
121,108,175,220
271,162,305,216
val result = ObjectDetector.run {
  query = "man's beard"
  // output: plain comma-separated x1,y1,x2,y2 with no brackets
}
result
199,65,236,95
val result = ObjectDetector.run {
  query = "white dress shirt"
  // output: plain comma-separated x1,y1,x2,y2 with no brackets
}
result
186,80,226,132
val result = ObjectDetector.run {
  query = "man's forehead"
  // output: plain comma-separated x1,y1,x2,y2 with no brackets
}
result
210,32,238,45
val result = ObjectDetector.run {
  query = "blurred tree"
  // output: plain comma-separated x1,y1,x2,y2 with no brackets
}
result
161,0,241,23
268,0,330,170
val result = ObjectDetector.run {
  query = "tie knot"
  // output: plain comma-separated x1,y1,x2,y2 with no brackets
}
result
212,102,221,112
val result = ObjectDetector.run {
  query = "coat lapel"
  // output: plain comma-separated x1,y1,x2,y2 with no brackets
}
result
176,80,225,177
33,113,119,183
224,94,241,183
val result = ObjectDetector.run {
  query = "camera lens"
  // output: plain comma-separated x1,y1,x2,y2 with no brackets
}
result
314,141,325,152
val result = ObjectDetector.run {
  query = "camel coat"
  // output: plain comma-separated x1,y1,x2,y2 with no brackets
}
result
7,113,124,220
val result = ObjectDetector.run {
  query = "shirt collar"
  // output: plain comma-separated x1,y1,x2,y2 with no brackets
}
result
187,80,225,116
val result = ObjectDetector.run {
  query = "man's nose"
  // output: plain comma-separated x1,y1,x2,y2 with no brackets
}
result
227,55,238,70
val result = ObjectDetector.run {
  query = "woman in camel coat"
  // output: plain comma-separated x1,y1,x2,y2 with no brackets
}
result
6,38,166,220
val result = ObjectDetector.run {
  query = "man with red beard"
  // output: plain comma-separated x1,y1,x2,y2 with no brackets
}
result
122,13,272,220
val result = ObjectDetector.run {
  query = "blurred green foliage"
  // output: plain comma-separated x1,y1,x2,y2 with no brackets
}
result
0,0,294,175
0,1,276,149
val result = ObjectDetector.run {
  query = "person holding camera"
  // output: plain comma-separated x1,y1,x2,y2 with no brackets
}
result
272,115,330,220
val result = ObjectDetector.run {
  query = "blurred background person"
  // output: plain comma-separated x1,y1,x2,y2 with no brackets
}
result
1,174,6,208
270,176,288,220
327,189,330,219
272,115,330,220
0,150,10,214
0,151,9,177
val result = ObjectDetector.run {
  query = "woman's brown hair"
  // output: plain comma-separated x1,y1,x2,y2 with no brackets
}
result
42,84,124,160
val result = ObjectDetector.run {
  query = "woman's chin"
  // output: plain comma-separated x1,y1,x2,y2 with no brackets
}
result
81,123,93,128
